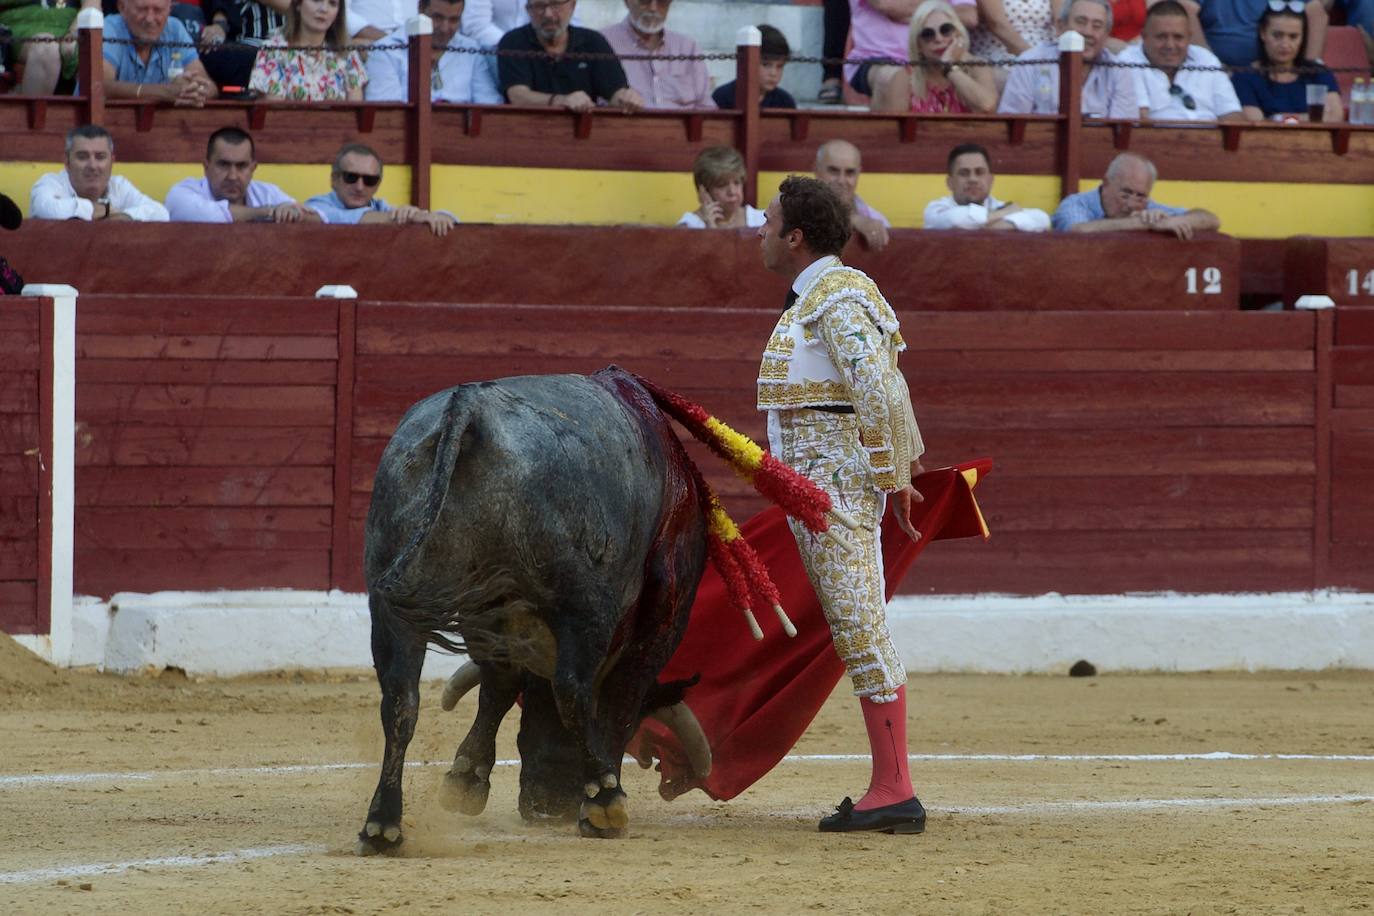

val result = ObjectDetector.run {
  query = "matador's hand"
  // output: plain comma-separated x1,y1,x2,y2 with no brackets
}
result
891,484,924,543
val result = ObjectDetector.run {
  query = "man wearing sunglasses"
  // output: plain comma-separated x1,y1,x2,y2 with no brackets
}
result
167,126,325,223
306,143,458,237
1198,0,1328,69
1119,1,1244,121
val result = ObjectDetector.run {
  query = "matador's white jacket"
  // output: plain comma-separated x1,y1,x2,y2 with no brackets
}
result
756,255,923,493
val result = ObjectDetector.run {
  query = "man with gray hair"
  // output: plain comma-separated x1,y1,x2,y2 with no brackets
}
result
997,0,1135,119
1052,152,1220,239
813,139,890,251
305,142,457,236
30,125,168,222
601,0,713,109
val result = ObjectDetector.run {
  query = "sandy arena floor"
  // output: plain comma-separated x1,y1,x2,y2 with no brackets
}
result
2,636,1372,915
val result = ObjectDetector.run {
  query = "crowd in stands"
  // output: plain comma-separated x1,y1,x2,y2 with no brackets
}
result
0,0,1364,122
22,120,1219,239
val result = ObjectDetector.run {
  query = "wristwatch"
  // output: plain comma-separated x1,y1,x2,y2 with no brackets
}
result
96,197,111,219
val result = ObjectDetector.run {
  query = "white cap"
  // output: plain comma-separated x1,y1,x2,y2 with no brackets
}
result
1294,295,1335,311
737,26,761,47
407,14,433,37
21,284,80,297
77,8,104,29
1058,30,1086,53
315,285,359,299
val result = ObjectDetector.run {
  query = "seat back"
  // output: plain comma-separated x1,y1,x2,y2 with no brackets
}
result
1323,25,1371,102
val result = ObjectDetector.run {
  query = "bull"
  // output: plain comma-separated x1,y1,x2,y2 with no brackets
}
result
357,368,716,851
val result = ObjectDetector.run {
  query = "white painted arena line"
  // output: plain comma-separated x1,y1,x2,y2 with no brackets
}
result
0,844,327,886
3,751,1372,790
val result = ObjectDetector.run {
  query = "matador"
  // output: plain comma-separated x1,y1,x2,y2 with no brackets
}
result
756,176,927,835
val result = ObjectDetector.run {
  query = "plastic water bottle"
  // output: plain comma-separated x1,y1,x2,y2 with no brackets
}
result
1036,66,1055,113
1351,78,1369,125
168,50,185,82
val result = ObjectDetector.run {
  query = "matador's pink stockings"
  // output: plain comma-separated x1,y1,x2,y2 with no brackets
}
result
854,685,915,811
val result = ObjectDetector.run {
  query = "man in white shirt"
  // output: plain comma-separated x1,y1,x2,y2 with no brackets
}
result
1120,0,1244,122
367,0,503,103
166,127,324,223
351,0,418,36
997,0,1136,119
813,139,891,252
29,125,168,222
924,143,1051,232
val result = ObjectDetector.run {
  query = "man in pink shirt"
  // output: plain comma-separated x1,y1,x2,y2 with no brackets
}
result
846,0,978,105
601,0,714,109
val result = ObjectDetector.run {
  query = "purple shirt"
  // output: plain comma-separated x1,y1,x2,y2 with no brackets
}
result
854,195,891,228
601,19,714,110
846,0,977,83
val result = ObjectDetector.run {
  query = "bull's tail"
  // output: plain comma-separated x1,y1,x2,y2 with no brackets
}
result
372,387,471,600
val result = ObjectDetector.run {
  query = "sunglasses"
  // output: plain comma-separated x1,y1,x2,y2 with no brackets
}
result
1267,0,1304,11
1168,83,1196,110
337,171,381,187
919,22,957,41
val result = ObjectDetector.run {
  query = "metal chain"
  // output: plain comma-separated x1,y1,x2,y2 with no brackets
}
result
4,33,1371,74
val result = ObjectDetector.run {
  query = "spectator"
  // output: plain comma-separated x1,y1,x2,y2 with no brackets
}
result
1199,0,1327,70
601,0,713,109
1120,0,1243,120
462,0,524,46
818,0,848,102
814,139,892,251
677,146,763,229
497,0,643,111
349,0,415,36
1052,151,1220,237
198,0,288,88
0,192,23,297
29,125,169,222
366,0,501,102
102,0,218,105
872,0,998,112
712,23,796,109
969,0,1055,70
166,126,325,222
1233,4,1342,122
997,0,1136,118
306,142,458,235
848,0,978,105
1,0,98,95
924,142,1051,230
249,0,367,100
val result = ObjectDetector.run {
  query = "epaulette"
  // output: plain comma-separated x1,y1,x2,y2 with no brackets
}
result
794,266,902,343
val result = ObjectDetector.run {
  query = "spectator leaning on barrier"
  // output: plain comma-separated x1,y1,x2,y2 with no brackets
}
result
677,145,764,229
0,0,99,96
846,0,977,105
1120,0,1244,121
366,0,501,102
1052,151,1220,237
498,0,643,111
601,0,713,109
306,142,458,235
997,0,1137,117
0,192,24,297
711,24,796,109
1199,0,1327,70
249,0,368,99
871,0,998,113
924,142,1051,231
814,139,892,251
29,125,169,222
1232,3,1342,122
166,126,326,222
102,0,218,105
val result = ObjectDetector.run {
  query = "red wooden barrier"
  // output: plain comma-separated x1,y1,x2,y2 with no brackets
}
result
0,299,43,632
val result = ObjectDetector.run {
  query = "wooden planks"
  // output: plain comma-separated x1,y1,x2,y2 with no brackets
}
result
0,302,41,633
72,296,341,598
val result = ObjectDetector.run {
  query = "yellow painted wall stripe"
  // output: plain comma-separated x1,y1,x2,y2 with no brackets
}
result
3,161,1371,239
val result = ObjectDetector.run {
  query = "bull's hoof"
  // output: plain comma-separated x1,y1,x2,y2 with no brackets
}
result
355,819,404,856
577,817,626,839
440,762,491,816
579,786,629,832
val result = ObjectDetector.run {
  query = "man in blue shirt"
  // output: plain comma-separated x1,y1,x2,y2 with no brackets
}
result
307,143,458,236
1053,152,1220,239
103,0,216,105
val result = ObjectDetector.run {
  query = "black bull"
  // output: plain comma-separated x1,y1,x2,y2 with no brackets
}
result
358,369,717,850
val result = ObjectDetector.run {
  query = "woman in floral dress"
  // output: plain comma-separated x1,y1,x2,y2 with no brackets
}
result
249,0,365,101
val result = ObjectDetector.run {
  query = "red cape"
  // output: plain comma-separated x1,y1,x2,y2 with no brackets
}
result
629,459,992,801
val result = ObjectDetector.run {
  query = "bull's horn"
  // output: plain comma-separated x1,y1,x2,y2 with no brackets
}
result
650,702,712,779
440,661,482,711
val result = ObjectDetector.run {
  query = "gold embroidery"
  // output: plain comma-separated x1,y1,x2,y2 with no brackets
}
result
757,380,852,409
758,357,790,381
764,333,795,356
859,427,885,449
795,267,900,335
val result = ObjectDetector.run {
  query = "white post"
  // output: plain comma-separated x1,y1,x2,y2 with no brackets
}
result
20,284,77,666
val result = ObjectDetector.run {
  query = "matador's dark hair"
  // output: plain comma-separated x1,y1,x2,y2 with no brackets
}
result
778,176,851,257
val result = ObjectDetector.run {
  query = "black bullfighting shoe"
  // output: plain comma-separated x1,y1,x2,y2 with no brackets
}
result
817,796,927,834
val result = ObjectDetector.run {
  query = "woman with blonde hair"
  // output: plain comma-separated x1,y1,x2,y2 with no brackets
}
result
249,0,367,101
873,0,998,112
